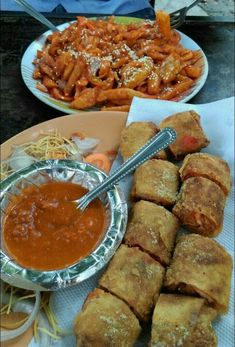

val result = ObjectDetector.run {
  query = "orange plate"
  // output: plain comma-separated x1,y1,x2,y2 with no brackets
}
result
0,110,128,347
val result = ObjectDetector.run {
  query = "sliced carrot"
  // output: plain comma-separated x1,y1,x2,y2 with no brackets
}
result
85,153,112,173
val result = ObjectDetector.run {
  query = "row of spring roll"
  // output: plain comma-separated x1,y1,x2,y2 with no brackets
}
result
74,119,232,347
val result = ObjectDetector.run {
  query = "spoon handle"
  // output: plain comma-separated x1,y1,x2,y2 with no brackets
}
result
14,0,59,32
77,127,176,210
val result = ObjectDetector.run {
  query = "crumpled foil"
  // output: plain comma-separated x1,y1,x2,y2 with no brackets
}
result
0,160,127,291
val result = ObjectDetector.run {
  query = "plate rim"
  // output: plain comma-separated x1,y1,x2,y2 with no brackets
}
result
21,16,209,114
0,111,128,156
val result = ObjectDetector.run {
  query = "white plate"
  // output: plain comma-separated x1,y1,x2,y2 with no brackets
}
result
21,17,209,114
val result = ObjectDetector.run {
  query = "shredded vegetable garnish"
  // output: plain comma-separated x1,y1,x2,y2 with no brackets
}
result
0,283,62,341
0,129,111,182
0,162,14,181
1,130,79,180
37,327,61,340
16,130,78,160
0,284,36,322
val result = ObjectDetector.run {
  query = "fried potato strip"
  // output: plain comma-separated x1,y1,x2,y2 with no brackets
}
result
33,12,203,109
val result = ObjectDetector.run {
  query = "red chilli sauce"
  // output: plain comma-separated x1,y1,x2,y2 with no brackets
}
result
3,181,106,271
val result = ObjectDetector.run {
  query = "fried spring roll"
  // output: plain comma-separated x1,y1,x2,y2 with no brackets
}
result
173,176,226,237
99,244,165,322
124,200,180,265
120,122,167,161
160,110,209,159
187,305,218,347
179,153,231,196
74,288,141,347
131,159,180,206
150,294,217,347
164,234,233,313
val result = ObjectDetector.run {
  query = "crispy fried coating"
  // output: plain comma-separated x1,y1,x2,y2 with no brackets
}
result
99,244,165,322
187,305,218,347
124,200,180,265
164,234,233,313
160,110,209,159
179,152,231,196
150,294,217,347
173,176,226,237
120,122,167,161
74,288,141,347
131,159,179,206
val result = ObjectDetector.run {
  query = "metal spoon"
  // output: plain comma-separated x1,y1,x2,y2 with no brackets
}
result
76,127,176,211
14,0,59,32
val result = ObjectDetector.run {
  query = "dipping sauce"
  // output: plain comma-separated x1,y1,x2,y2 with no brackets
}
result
3,181,106,270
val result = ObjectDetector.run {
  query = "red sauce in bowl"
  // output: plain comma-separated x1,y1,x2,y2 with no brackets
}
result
3,181,106,271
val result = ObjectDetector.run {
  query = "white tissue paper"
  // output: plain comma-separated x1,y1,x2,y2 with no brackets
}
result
29,97,234,347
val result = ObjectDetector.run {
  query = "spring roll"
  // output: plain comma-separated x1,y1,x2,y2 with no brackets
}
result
179,152,231,196
120,121,167,161
124,200,180,265
99,244,165,322
164,234,233,313
131,159,180,206
173,176,226,237
160,110,209,159
150,294,217,347
74,288,141,347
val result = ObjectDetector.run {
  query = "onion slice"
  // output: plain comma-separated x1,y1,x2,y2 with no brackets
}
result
0,290,41,342
9,147,35,171
72,137,100,155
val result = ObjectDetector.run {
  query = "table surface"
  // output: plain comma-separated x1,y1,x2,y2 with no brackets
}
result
0,12,234,144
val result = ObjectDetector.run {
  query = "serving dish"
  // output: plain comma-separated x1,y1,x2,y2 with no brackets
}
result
0,160,127,291
0,111,129,292
21,16,208,114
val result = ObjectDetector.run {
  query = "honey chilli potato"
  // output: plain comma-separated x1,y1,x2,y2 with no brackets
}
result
99,244,165,322
173,176,226,237
179,153,231,196
164,234,233,313
131,159,180,206
124,200,180,266
160,110,209,159
120,122,167,161
74,288,141,347
34,12,203,110
150,294,217,347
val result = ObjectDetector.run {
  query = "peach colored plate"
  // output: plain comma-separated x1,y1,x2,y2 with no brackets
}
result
0,111,128,347
1,111,128,160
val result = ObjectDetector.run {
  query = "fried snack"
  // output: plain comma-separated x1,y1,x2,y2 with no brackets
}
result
101,105,130,112
120,122,167,161
164,234,233,313
172,176,226,237
179,153,231,196
74,288,141,347
131,159,179,206
33,13,204,110
96,88,156,103
150,294,217,347
99,244,165,322
124,200,180,265
187,305,218,347
160,110,209,159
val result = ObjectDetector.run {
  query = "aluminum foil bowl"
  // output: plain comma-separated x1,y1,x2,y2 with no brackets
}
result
0,160,128,291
